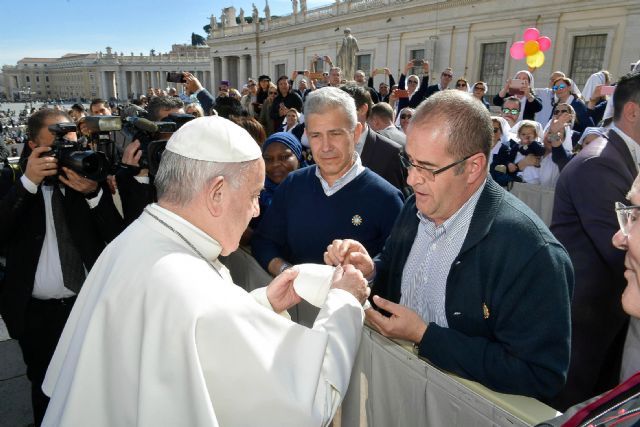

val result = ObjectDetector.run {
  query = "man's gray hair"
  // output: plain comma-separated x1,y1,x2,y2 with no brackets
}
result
304,86,358,131
155,150,255,207
411,90,492,161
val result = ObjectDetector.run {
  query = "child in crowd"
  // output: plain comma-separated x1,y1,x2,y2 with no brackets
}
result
491,120,545,185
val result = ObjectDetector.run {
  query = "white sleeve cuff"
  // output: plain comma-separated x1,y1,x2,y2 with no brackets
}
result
251,287,292,320
134,176,150,184
85,188,103,209
20,174,38,194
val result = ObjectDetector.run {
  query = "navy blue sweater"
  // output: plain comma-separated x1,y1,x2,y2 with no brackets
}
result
252,167,404,270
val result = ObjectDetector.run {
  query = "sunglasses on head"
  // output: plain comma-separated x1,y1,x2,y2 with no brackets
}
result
502,108,520,115
400,114,412,119
554,109,570,115
552,84,568,91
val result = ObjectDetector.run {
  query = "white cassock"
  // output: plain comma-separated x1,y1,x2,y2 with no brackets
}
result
41,203,364,427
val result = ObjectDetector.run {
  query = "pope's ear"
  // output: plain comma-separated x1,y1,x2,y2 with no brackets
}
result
206,176,225,217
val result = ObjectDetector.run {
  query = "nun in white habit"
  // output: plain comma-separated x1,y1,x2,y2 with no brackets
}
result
41,116,369,427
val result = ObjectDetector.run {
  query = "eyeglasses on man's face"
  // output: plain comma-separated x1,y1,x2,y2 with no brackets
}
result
399,152,476,181
552,84,568,91
616,202,640,236
502,108,520,115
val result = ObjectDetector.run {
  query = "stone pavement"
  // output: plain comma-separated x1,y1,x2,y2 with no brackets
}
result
0,316,32,427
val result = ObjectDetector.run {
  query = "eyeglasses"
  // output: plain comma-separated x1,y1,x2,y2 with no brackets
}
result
268,91,278,95
399,152,476,181
552,84,568,91
456,83,467,87
407,80,418,84
442,73,453,78
400,114,413,120
473,86,485,91
502,108,520,115
493,128,501,133
553,109,570,115
615,202,640,236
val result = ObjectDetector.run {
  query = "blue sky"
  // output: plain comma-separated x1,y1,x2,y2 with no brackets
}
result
1,0,331,66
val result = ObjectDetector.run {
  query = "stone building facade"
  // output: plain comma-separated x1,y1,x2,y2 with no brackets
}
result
2,0,639,101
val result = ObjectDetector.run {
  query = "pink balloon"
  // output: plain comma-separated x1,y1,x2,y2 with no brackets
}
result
523,27,540,42
510,41,526,60
537,36,552,52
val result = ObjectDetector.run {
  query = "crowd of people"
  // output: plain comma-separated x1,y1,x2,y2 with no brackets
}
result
1,58,640,426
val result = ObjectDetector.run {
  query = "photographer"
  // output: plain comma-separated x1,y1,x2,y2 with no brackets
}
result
0,109,123,426
114,96,187,225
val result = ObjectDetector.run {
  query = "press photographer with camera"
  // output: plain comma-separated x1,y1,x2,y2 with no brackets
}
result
0,108,124,426
115,96,191,225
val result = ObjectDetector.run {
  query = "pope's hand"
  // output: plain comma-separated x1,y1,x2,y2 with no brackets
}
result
266,268,301,313
366,295,427,344
324,239,374,278
330,264,370,305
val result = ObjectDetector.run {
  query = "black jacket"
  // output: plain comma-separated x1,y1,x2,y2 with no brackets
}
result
0,178,124,338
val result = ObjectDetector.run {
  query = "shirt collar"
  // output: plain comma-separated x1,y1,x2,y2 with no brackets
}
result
417,178,487,233
355,123,368,155
611,124,640,169
314,152,365,196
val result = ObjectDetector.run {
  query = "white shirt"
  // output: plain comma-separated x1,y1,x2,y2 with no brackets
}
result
20,175,102,299
314,152,365,196
42,203,364,427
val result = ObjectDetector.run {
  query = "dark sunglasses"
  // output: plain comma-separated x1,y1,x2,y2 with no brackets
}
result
473,86,485,91
553,109,570,115
502,108,520,115
456,83,467,87
268,91,278,95
442,73,453,78
552,84,567,91
400,114,412,119
407,80,418,84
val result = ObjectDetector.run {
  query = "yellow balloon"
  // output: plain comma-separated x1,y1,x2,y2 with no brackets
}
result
524,40,540,56
526,51,545,68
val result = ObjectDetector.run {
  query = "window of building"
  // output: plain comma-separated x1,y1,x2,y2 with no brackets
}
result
409,49,425,77
25,76,30,83
46,76,49,82
356,54,371,75
275,63,286,79
479,42,506,100
36,76,40,82
570,34,607,88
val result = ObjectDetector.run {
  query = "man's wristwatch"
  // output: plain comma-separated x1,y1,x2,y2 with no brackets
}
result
279,262,292,274
548,132,562,143
84,187,101,199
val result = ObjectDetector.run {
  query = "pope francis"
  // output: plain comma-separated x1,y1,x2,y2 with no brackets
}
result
40,116,370,427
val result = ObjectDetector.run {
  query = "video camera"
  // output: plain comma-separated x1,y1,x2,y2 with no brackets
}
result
43,122,110,183
122,112,195,176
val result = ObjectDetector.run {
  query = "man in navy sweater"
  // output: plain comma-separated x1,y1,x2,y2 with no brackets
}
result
325,90,574,401
252,87,403,277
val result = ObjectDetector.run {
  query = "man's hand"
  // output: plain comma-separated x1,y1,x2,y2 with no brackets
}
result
122,140,142,167
330,264,370,305
266,267,301,312
324,239,374,278
59,167,99,195
25,146,58,185
183,72,203,95
366,295,427,344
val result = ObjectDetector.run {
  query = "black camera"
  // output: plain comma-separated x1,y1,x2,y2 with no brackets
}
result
122,113,195,175
42,122,110,183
